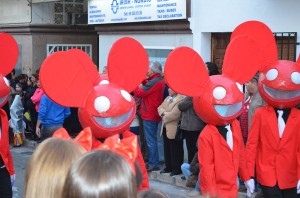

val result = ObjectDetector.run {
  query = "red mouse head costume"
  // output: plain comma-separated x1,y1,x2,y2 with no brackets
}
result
164,36,261,126
231,21,300,109
40,37,148,138
0,33,18,107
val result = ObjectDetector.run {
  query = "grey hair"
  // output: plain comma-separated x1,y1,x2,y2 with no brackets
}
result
150,62,162,74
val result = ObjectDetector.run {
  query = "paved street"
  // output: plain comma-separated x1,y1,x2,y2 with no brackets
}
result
150,180,200,198
11,146,34,198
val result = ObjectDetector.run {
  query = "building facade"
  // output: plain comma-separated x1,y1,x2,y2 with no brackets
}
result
0,0,299,75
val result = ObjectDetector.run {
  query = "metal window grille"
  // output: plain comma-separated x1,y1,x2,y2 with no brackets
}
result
47,44,92,58
54,0,84,24
274,32,297,61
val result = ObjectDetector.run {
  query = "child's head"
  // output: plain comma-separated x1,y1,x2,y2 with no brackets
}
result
36,80,41,88
15,83,23,92
24,138,86,198
137,189,169,198
31,73,39,83
16,73,27,83
62,150,137,198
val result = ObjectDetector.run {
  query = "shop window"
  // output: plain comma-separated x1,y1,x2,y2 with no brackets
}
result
146,48,173,73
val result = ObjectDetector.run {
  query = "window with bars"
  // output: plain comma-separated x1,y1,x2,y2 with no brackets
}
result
211,32,298,70
274,32,297,61
47,44,92,58
54,0,84,24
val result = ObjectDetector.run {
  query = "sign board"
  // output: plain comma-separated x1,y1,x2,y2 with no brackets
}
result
0,0,31,24
88,0,186,24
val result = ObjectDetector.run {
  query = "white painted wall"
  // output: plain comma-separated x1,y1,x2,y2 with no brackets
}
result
0,0,31,24
98,34,193,72
191,0,300,59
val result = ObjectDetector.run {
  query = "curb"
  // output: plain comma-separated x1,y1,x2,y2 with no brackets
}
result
149,171,252,198
149,171,190,189
23,139,38,149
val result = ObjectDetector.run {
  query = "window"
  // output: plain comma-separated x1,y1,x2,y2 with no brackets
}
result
274,32,297,61
145,48,173,72
47,44,92,58
211,32,298,70
54,0,84,24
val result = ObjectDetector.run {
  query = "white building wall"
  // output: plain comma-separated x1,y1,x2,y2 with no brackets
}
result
98,34,193,72
191,0,300,59
31,3,55,24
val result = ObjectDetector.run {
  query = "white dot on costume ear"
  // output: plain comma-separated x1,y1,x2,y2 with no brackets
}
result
3,77,9,87
236,82,243,93
291,72,300,84
266,69,278,81
121,90,131,102
213,86,226,100
94,96,110,113
99,80,109,85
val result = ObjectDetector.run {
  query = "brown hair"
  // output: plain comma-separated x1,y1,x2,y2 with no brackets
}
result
31,73,39,81
137,189,169,198
62,150,137,198
24,138,85,198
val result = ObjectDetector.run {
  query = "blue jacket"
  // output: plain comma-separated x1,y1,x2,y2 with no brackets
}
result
38,95,71,126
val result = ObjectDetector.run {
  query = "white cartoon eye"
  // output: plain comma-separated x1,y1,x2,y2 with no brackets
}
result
3,77,9,87
236,82,243,93
121,90,131,102
266,69,278,81
99,80,109,85
291,72,300,84
94,96,110,113
213,86,226,100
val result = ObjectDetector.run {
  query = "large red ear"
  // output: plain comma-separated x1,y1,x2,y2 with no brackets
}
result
231,20,277,69
70,49,101,85
222,36,261,84
40,49,99,107
164,47,208,96
0,33,18,76
107,37,148,93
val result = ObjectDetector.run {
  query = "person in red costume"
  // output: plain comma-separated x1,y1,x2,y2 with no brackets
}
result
0,33,18,198
38,37,149,191
163,34,263,197
232,21,300,198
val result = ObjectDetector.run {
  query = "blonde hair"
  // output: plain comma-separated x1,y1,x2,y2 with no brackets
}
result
62,150,137,198
24,138,85,198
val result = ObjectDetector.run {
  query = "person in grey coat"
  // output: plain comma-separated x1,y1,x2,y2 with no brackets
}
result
178,97,206,163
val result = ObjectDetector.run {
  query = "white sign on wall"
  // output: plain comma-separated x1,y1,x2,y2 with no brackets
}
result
88,0,186,24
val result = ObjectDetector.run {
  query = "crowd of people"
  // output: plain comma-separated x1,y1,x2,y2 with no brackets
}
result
5,69,72,146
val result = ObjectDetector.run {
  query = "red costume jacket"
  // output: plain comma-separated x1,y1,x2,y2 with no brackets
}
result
0,109,15,175
246,106,300,189
198,119,250,198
